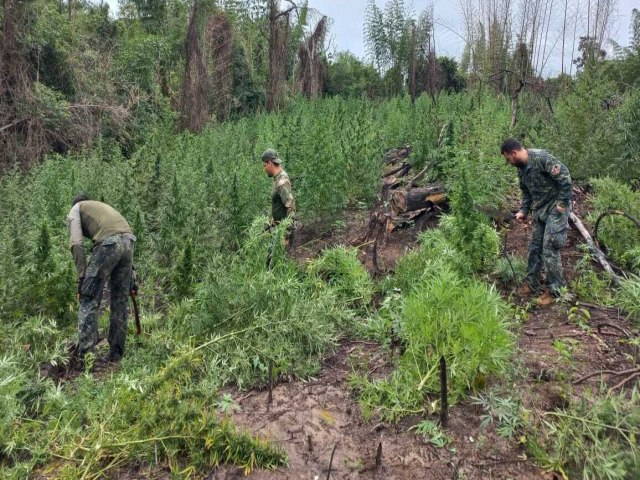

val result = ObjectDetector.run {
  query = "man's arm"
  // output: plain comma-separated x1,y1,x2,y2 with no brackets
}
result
67,204,86,282
519,176,532,216
276,178,296,217
543,154,573,209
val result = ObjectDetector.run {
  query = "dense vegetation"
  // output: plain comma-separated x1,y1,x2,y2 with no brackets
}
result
2,0,640,478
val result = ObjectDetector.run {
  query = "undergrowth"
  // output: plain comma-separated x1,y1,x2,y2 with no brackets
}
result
353,215,512,421
616,276,640,323
588,177,640,273
538,388,640,479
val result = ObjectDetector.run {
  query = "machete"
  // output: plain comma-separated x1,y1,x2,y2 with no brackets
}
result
130,293,141,335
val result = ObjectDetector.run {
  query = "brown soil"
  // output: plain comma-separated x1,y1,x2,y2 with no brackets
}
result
218,340,542,480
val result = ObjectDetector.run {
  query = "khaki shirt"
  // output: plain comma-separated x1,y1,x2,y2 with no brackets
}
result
67,200,132,277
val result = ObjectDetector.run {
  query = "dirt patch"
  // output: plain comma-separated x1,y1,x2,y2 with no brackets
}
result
220,341,543,479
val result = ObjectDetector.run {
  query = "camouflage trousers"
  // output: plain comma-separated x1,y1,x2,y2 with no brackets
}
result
78,234,134,358
525,209,569,296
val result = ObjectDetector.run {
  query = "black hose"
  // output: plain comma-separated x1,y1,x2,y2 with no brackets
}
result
592,209,640,277
593,210,640,247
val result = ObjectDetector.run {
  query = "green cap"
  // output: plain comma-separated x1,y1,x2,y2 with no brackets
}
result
261,149,281,164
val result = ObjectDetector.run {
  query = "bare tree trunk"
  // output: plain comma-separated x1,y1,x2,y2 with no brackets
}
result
267,0,290,112
297,16,327,99
206,11,233,122
569,0,579,76
561,0,568,74
409,23,417,105
587,0,591,39
511,79,524,127
179,2,211,133
539,0,554,75
267,0,279,112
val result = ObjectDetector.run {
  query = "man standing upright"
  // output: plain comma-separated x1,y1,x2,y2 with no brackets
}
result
261,149,296,226
501,139,573,305
67,194,136,362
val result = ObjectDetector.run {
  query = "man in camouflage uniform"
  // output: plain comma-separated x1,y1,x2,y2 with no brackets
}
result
67,194,136,361
501,139,573,305
262,149,297,253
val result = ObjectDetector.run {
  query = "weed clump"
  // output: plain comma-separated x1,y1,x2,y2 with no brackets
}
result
354,227,513,421
589,177,640,273
616,276,640,323
535,388,640,480
172,219,359,388
308,246,374,308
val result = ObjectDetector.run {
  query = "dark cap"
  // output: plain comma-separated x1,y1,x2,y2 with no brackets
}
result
72,193,89,206
261,149,281,164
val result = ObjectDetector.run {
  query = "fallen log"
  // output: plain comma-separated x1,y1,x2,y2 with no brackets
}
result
406,159,436,189
391,185,447,214
382,162,411,178
386,207,438,232
384,145,411,164
569,212,621,286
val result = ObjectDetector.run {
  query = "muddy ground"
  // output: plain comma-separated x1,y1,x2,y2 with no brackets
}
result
210,194,638,480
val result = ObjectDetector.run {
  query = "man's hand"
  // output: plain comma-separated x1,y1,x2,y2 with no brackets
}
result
556,203,566,214
263,218,276,232
515,211,527,223
77,277,84,301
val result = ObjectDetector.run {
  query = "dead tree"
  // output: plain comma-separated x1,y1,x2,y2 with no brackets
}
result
0,0,47,171
296,16,328,99
206,11,233,122
267,0,295,112
179,2,211,133
409,22,417,105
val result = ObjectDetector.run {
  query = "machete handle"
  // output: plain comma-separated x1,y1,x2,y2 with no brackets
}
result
130,293,141,335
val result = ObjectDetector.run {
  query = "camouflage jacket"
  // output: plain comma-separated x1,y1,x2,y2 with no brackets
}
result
272,170,295,223
517,149,573,221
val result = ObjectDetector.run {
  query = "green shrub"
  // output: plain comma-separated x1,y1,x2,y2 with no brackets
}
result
353,263,513,421
546,73,623,181
393,213,500,291
616,276,640,323
308,246,374,307
493,255,527,285
171,219,358,388
0,355,26,454
539,389,640,480
571,244,615,304
589,177,640,272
